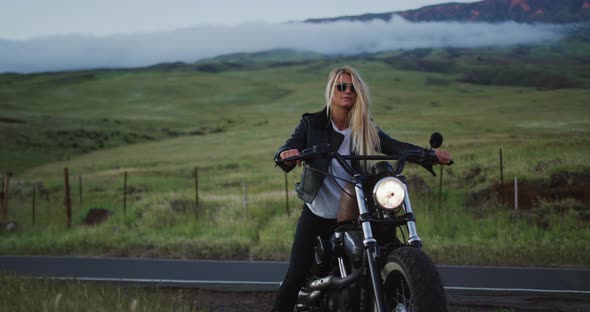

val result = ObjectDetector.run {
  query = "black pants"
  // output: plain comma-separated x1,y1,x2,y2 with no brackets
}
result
272,205,336,312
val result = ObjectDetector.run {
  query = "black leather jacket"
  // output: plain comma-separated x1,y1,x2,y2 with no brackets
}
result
275,107,423,203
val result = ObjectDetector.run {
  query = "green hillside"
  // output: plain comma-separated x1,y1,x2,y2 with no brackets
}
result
0,39,589,266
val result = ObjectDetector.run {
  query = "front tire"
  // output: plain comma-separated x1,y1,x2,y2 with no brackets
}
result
377,246,447,312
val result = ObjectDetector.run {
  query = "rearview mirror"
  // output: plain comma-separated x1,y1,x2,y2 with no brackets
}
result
430,132,443,149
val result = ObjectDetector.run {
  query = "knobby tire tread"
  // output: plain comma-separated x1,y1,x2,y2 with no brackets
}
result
382,246,448,312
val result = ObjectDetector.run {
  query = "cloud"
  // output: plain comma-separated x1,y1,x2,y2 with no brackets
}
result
0,15,568,73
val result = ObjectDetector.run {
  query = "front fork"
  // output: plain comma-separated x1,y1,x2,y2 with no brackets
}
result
353,177,386,312
401,182,422,247
353,176,423,312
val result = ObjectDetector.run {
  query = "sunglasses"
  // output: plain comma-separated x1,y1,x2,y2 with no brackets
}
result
335,82,355,93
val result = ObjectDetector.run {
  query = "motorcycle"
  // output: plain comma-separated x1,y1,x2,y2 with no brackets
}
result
277,133,452,312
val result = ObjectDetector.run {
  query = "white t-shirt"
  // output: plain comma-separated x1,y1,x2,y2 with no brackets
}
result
307,122,353,219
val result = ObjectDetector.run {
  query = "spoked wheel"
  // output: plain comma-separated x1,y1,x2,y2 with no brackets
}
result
383,268,412,311
376,246,447,312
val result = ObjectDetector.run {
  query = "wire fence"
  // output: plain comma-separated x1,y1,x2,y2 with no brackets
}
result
5,148,518,229
0,167,299,228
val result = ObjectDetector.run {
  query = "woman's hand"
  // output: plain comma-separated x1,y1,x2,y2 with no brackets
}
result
435,149,452,165
280,149,302,167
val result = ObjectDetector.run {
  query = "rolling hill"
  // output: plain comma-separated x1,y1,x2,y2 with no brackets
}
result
305,0,590,24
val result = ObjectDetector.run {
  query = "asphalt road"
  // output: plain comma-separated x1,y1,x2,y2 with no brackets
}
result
1,256,589,294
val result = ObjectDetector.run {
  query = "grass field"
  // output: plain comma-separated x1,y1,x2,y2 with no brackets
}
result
0,273,199,312
1,39,589,266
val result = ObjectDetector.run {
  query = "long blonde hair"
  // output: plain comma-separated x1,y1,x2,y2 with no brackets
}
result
325,66,380,171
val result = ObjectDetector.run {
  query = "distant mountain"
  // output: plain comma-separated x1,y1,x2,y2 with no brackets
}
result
305,0,590,24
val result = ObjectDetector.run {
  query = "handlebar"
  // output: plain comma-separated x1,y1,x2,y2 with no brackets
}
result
276,144,452,176
279,145,435,164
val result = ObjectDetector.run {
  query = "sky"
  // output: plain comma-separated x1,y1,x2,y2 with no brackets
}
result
1,0,481,40
0,0,569,73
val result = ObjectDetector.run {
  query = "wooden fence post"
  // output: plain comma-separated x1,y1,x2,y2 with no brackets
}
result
194,167,199,217
32,185,36,225
284,173,290,216
1,174,10,221
0,176,3,220
79,176,83,211
514,177,518,211
46,184,50,221
123,171,128,216
47,185,50,220
499,148,504,186
242,179,247,217
438,165,444,213
0,175,5,221
64,168,72,228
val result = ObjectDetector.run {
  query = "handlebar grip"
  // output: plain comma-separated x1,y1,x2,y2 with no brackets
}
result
274,155,294,172
281,155,302,163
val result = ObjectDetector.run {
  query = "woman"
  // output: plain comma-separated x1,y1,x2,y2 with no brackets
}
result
272,65,451,311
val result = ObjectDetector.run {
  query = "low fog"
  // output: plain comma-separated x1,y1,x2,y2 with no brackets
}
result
0,15,568,73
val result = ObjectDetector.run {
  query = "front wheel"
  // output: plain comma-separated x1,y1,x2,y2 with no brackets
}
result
376,246,447,312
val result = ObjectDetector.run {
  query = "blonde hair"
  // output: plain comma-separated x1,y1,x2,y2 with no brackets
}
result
325,66,380,171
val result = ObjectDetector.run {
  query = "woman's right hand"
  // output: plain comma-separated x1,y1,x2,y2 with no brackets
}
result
280,149,302,167
435,149,452,165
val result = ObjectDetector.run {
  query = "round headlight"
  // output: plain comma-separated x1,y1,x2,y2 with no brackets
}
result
373,177,406,210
